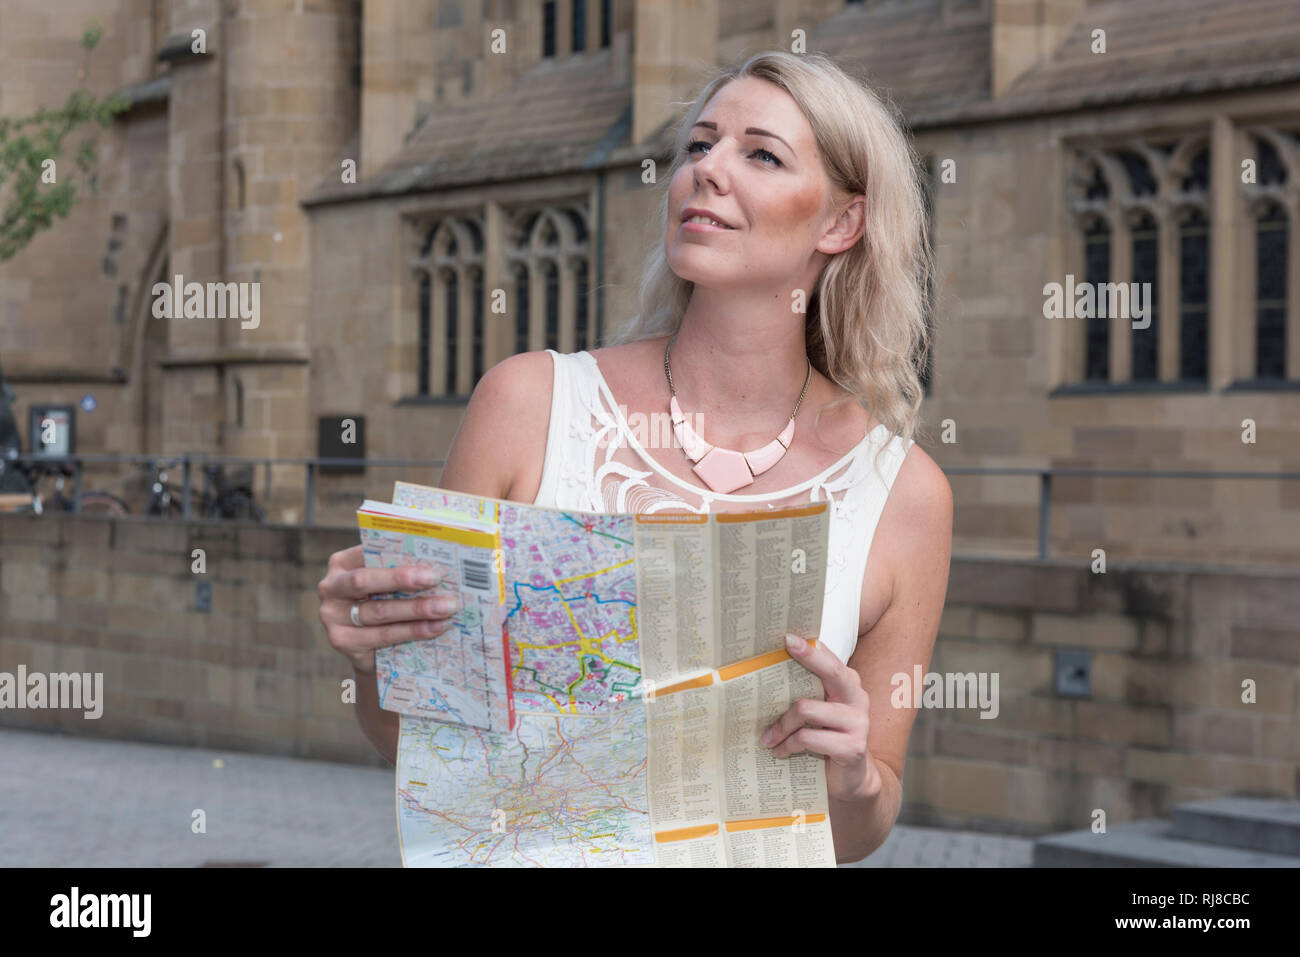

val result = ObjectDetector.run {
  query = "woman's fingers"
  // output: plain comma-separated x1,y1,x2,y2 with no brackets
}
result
762,698,858,748
329,543,366,572
340,562,451,600
769,727,858,762
318,545,461,673
331,594,461,630
319,555,452,603
783,633,865,704
356,615,457,650
327,615,457,674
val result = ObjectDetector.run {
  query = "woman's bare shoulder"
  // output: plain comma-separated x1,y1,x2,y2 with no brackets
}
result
440,350,558,501
873,442,953,594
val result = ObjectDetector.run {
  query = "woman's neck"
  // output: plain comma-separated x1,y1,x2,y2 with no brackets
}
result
668,288,815,429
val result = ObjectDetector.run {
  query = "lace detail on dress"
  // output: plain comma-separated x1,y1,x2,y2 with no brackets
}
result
566,351,884,597
571,351,871,515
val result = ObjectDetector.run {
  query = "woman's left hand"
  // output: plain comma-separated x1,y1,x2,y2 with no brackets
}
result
760,633,883,804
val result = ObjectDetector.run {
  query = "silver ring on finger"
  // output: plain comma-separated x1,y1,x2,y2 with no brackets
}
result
349,601,365,627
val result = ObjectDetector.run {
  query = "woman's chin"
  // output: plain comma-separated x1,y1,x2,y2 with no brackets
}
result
665,258,741,289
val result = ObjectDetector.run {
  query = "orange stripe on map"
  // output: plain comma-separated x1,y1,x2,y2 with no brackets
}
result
714,502,827,523
634,512,708,525
653,823,720,843
715,638,818,682
724,813,827,832
357,511,499,550
653,672,715,697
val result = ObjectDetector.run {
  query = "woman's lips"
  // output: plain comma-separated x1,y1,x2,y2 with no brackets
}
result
681,220,736,232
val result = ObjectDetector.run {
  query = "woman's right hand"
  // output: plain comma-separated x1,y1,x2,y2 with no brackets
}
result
317,544,461,674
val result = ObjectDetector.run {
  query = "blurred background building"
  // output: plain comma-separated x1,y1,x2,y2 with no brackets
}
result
2,0,1299,850
2,0,1299,560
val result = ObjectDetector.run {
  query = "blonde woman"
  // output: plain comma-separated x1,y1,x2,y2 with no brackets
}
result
318,51,952,865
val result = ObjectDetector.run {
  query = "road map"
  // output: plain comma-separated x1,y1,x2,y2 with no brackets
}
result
365,484,837,867
396,704,652,867
360,503,509,731
391,483,643,716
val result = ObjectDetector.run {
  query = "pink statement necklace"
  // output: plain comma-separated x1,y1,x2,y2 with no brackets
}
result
665,334,812,495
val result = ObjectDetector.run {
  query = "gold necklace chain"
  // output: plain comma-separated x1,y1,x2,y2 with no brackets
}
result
664,333,812,421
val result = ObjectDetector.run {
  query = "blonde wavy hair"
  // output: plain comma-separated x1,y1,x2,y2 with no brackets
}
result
604,50,934,481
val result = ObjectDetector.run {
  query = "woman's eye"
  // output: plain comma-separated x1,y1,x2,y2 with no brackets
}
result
682,140,782,167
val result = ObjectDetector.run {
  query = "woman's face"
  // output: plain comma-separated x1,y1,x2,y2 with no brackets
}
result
665,76,841,293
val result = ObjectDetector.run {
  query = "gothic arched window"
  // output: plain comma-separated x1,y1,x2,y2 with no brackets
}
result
544,261,560,351
418,272,431,395
411,216,485,396
1178,207,1209,381
573,0,586,52
471,268,484,386
1083,217,1111,381
504,203,593,359
543,1,556,57
1130,209,1159,381
574,258,589,351
514,264,531,354
444,267,459,393
1117,150,1157,197
1254,136,1289,380
1181,147,1209,193
1255,200,1288,379
1069,139,1213,387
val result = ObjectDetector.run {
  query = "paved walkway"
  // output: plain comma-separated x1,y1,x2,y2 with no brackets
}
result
0,727,1033,867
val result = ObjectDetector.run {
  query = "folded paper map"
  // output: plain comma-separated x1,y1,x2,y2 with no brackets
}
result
357,484,837,867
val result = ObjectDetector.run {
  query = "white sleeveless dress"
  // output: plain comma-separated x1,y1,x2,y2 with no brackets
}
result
531,349,915,665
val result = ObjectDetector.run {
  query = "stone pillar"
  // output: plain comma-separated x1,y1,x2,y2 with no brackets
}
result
633,0,718,146
1109,213,1133,383
484,201,507,367
1208,114,1237,389
160,0,224,454
991,0,1088,99
361,0,435,177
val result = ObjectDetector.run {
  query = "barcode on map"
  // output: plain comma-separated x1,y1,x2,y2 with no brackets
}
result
461,558,490,591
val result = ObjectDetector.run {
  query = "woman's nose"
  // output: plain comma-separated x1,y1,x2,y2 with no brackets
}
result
693,142,732,190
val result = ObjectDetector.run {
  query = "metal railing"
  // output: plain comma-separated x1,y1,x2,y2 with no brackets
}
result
3,453,445,526
943,466,1300,559
5,453,1298,557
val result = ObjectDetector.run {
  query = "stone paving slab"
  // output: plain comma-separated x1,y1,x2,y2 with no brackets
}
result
0,728,1033,868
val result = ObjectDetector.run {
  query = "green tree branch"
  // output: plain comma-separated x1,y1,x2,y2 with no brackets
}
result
0,21,130,261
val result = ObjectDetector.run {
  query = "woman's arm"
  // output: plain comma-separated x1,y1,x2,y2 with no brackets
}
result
435,350,555,503
317,351,555,763
831,447,953,862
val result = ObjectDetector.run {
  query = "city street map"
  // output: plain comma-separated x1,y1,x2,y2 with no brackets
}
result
357,484,838,867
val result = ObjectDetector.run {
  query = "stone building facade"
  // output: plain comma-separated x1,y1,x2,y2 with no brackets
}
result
3,0,1299,562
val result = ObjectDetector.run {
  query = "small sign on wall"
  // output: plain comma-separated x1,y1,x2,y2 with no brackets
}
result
318,415,365,475
29,404,75,458
195,579,212,613
1054,649,1092,698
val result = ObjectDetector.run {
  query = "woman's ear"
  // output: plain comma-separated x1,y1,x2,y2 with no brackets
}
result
816,194,866,257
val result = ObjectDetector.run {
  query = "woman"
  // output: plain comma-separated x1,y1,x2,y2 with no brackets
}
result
317,51,952,864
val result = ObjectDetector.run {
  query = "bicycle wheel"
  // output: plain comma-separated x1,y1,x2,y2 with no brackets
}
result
76,492,130,517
